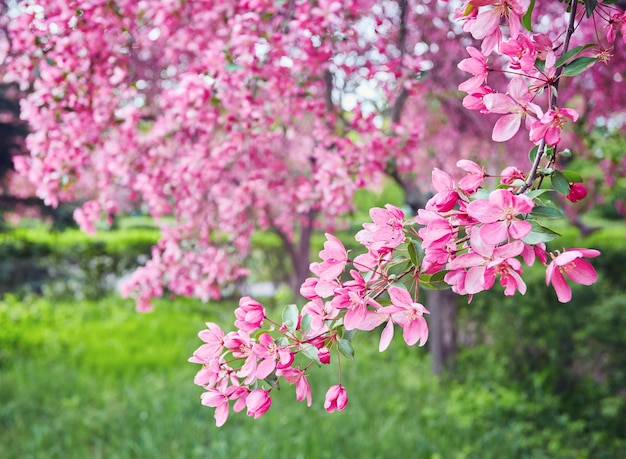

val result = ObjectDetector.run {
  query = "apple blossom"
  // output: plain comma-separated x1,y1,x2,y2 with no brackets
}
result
546,249,601,303
466,189,534,243
234,297,266,333
246,389,272,419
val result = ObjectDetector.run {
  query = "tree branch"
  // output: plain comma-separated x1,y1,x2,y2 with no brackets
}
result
519,0,579,194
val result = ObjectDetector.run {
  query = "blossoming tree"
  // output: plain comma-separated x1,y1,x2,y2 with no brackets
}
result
3,0,626,426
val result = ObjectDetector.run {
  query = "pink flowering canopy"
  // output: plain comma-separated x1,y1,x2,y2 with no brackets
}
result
3,0,622,425
4,0,625,309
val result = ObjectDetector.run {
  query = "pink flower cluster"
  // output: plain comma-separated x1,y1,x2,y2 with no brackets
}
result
415,161,599,301
191,161,600,426
453,0,613,147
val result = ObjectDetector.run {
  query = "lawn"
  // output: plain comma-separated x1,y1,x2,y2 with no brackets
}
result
1,291,620,459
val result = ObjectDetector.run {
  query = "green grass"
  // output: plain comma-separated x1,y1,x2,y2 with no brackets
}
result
1,293,621,459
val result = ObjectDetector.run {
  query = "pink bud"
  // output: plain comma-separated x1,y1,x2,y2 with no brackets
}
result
245,389,272,419
318,347,331,364
324,384,348,413
234,297,266,332
567,183,587,203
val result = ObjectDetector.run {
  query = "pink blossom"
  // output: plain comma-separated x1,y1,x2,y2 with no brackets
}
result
606,12,626,44
189,322,225,364
521,242,547,266
318,347,331,364
458,46,488,93
500,166,525,185
301,298,340,337
462,85,495,113
224,330,258,384
529,108,579,146
193,357,233,388
276,367,312,406
311,233,348,281
377,286,429,350
446,232,525,295
417,211,454,249
331,281,382,331
324,384,348,413
300,277,320,300
201,385,249,427
546,249,600,303
245,389,272,419
253,333,294,380
456,159,486,193
483,77,541,142
368,204,406,247
427,168,459,212
466,188,534,243
444,268,471,298
468,0,530,50
234,296,266,332
500,34,536,72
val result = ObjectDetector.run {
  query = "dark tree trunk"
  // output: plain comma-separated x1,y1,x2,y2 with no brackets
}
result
274,211,315,298
427,289,457,375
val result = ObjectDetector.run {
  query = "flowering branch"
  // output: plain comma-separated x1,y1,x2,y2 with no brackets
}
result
190,0,617,426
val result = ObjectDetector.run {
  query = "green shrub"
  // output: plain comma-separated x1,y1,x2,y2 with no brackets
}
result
0,224,158,299
457,225,626,452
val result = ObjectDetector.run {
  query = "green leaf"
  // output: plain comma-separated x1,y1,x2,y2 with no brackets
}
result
522,222,561,244
263,373,278,387
534,58,545,73
300,313,312,335
225,63,243,72
408,239,419,267
347,130,362,144
562,169,583,183
473,188,490,200
551,170,571,195
301,343,322,366
522,0,535,32
555,44,595,68
528,145,539,163
282,304,299,333
525,189,551,200
419,271,450,290
584,0,598,17
559,148,572,158
562,57,598,77
342,328,356,342
531,206,565,219
337,338,355,360
509,179,526,188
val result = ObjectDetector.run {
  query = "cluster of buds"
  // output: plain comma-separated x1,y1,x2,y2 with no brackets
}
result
190,159,599,426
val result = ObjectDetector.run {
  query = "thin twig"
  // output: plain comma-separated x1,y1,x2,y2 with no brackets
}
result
519,0,579,194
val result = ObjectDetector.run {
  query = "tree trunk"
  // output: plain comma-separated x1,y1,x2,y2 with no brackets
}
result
427,289,457,375
274,211,315,298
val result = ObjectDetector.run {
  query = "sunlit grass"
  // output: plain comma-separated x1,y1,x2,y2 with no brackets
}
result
2,293,621,458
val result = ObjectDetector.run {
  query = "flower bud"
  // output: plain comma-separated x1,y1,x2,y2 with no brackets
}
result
324,384,348,413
